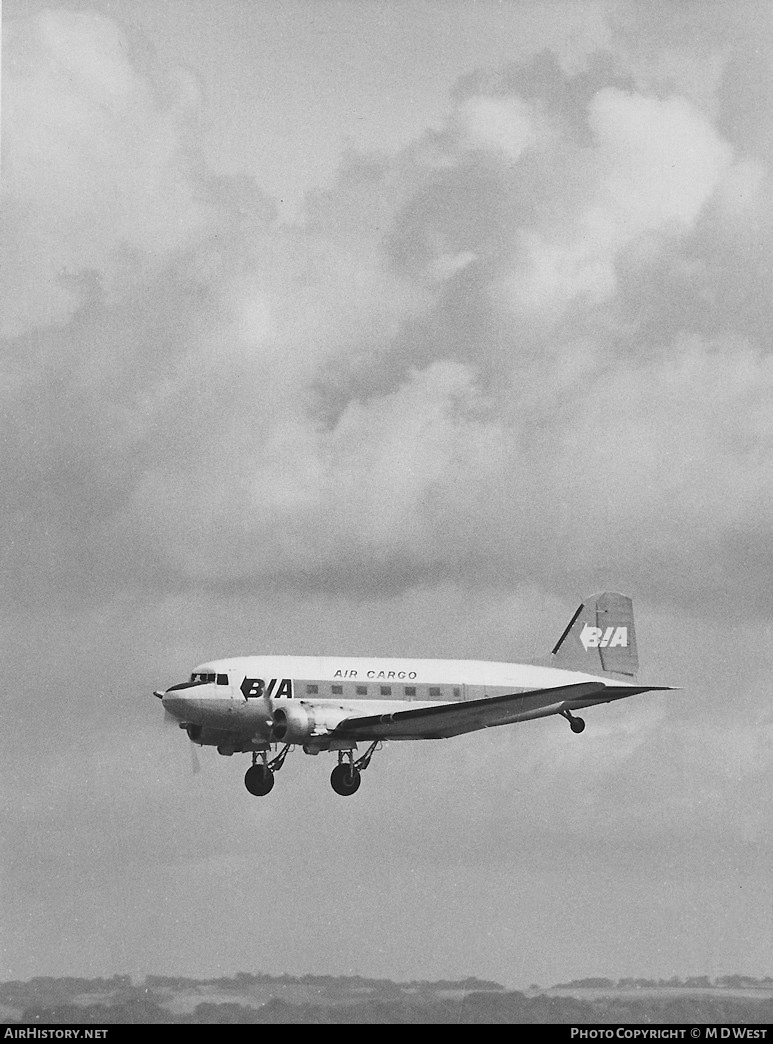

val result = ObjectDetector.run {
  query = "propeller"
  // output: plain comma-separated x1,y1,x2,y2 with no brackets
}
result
155,689,201,774
155,689,182,729
264,693,276,739
189,742,201,775
240,678,276,736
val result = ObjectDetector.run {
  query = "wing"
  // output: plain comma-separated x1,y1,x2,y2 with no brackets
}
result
333,681,611,740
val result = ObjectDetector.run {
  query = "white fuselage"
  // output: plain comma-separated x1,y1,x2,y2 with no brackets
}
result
161,654,631,744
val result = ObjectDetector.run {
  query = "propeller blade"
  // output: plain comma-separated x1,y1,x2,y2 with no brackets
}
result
190,743,201,775
264,691,275,735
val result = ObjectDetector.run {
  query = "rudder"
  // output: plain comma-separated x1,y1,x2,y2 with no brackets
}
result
550,592,638,677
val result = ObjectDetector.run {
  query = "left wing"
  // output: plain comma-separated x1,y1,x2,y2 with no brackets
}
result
333,681,613,740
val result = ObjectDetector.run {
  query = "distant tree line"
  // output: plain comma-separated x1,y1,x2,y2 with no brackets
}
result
4,973,773,1025
554,975,773,990
15,994,773,1024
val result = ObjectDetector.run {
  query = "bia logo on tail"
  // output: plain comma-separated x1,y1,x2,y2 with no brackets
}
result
580,624,628,650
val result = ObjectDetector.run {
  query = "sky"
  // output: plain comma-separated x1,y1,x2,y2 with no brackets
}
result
1,0,772,989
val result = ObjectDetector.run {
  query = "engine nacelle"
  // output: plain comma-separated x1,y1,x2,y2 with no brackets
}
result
271,703,346,743
271,704,314,743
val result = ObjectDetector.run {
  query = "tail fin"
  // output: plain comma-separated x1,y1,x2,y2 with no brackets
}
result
550,592,638,677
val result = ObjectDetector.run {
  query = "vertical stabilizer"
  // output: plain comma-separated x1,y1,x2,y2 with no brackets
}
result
550,592,638,677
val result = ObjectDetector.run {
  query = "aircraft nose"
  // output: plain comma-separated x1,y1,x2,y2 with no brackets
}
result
160,688,188,720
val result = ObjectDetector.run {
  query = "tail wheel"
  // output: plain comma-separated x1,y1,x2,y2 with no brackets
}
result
330,763,361,796
244,764,275,796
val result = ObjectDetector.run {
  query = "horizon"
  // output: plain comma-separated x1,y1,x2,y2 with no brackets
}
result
4,969,773,991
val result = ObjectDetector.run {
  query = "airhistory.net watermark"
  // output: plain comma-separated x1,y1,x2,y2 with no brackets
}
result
4,1031,108,1039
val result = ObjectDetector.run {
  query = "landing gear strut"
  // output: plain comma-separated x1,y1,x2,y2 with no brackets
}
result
561,709,586,734
244,745,292,796
330,741,380,796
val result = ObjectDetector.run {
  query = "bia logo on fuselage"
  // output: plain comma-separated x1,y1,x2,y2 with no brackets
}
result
580,624,629,651
241,678,293,700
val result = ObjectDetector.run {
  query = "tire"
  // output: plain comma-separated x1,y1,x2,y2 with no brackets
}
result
244,764,275,796
330,763,361,796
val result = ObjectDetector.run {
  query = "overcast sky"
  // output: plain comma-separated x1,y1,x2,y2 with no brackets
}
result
2,0,772,988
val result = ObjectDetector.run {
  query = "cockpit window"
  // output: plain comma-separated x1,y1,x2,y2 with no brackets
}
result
216,674,228,686
189,672,216,684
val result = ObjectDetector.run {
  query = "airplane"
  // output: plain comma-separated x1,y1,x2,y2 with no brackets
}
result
154,591,673,796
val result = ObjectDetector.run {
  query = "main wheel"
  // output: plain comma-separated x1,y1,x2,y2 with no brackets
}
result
244,764,275,796
330,763,361,796
570,717,586,734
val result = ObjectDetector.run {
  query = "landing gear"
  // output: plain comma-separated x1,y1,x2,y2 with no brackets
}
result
561,709,586,734
330,741,380,796
331,763,361,796
244,763,274,796
243,745,292,796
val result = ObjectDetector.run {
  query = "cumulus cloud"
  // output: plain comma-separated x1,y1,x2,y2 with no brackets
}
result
1,9,217,337
506,88,735,314
458,94,540,161
3,4,773,621
126,360,503,580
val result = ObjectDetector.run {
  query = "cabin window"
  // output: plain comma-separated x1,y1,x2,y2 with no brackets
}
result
217,674,229,686
356,685,368,695
306,684,319,694
453,687,460,699
331,684,343,695
429,686,441,697
380,685,392,696
404,686,416,697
